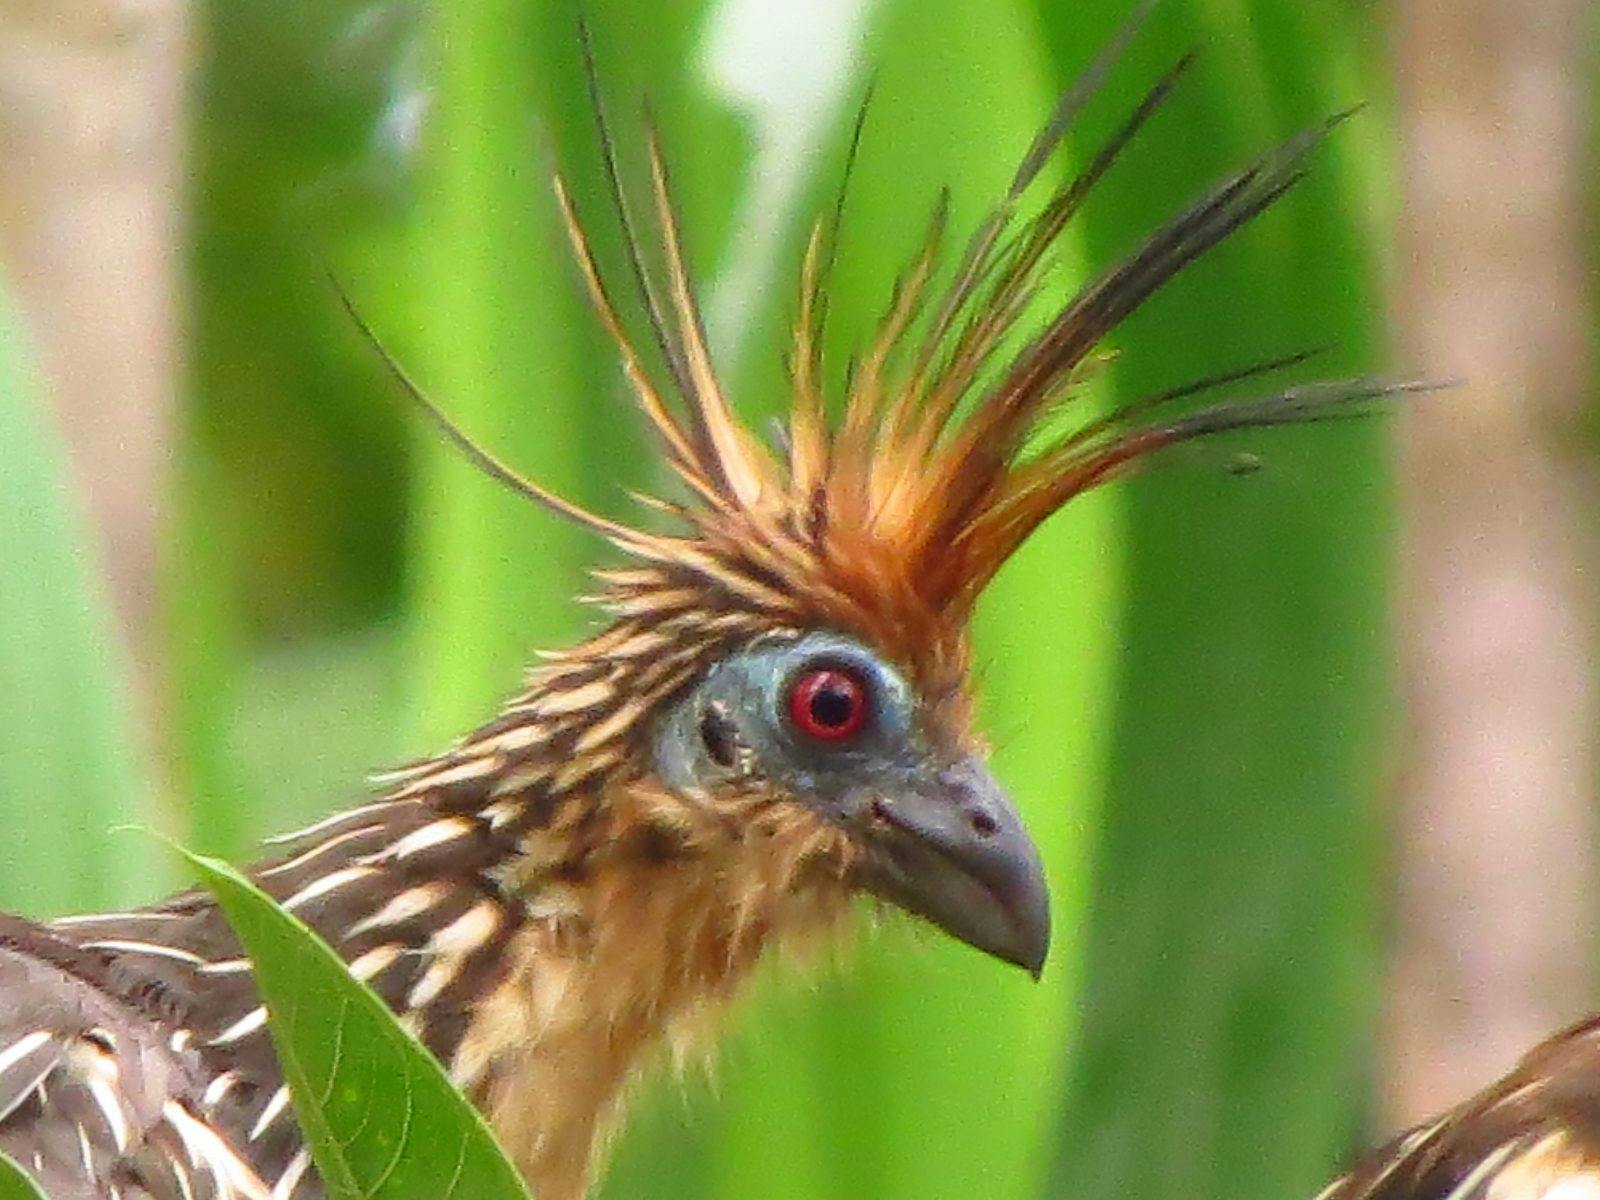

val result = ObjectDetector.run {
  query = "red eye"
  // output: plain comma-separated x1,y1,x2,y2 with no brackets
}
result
788,667,870,742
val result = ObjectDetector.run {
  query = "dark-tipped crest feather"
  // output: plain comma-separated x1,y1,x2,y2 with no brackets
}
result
348,7,1423,683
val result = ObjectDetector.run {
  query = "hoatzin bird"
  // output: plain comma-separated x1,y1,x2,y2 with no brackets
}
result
0,15,1446,1200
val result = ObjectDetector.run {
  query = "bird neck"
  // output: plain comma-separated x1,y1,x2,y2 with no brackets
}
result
452,796,830,1197
256,768,851,1200
455,775,851,1200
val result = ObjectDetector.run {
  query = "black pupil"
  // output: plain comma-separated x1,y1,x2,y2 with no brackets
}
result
810,680,857,728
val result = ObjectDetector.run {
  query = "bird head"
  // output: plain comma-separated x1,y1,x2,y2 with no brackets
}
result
364,24,1411,986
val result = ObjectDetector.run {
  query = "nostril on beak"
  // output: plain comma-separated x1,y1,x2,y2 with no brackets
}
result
966,806,999,838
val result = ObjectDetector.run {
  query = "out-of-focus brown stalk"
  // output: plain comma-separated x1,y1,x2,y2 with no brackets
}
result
0,0,185,712
1386,0,1597,1127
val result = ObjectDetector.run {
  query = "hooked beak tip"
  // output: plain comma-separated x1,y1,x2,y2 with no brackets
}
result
853,758,1051,976
998,860,1051,980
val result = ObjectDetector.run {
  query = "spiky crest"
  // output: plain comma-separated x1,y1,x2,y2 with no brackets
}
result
359,11,1417,801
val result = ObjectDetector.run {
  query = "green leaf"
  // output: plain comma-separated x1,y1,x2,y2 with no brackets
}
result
0,270,151,915
0,1151,47,1200
180,847,532,1200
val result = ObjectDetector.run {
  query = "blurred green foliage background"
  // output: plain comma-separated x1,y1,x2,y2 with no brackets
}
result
0,1,1395,1198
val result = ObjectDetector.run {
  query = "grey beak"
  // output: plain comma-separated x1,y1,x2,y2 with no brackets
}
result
852,758,1050,977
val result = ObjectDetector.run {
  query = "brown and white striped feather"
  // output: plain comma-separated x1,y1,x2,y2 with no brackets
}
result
0,915,275,1199
3,798,529,1199
1320,1016,1600,1200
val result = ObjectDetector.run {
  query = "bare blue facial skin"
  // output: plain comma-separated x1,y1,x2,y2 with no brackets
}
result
652,630,919,814
651,630,1050,977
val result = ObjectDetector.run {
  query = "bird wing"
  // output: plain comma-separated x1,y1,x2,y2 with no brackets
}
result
0,915,275,1200
1320,1016,1600,1200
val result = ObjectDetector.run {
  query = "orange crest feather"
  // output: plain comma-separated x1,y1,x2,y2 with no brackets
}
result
352,8,1419,731
530,14,1411,686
